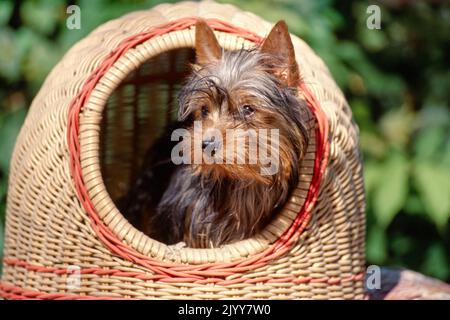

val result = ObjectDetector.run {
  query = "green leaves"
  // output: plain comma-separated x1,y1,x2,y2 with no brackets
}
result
422,243,450,280
0,28,23,82
0,25,61,90
413,162,450,230
372,153,410,227
20,0,62,36
23,37,61,91
379,107,416,149
412,106,450,230
0,0,13,26
366,225,387,264
414,126,447,161
0,108,27,174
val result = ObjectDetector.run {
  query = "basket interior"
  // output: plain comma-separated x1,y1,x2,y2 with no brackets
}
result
100,48,195,203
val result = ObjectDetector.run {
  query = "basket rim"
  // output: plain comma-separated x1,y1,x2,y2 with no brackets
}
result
67,17,330,279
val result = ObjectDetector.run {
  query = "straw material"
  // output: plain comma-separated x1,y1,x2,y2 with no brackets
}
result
0,1,366,299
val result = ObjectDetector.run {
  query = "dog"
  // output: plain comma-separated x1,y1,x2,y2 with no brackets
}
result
119,19,309,248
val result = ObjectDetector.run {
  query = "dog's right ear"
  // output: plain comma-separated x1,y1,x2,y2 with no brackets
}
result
195,19,222,65
260,20,299,88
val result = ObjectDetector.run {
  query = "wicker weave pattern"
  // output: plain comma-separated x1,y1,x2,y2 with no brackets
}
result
1,1,366,299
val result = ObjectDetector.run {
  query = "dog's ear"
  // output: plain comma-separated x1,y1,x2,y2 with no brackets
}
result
195,19,222,65
260,21,300,88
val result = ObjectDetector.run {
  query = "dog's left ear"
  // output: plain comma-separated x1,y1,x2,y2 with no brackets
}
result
195,19,222,65
260,21,300,88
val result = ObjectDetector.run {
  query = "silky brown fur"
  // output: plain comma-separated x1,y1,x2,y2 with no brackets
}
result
119,20,309,248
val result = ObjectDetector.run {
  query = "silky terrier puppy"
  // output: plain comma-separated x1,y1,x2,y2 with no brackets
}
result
119,20,309,248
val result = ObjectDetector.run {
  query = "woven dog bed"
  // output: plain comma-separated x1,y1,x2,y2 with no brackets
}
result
0,1,366,299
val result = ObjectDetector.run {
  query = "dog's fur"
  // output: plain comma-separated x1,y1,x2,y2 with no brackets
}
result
119,20,309,248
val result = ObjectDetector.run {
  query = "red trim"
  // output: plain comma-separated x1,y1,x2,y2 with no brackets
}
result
0,282,129,300
2,258,363,286
1,259,364,299
66,17,330,280
0,272,364,300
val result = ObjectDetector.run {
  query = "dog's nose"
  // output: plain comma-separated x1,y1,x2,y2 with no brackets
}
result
202,139,215,150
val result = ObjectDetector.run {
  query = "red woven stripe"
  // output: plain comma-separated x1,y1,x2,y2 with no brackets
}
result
66,17,330,280
1,258,363,286
0,273,365,300
0,282,129,300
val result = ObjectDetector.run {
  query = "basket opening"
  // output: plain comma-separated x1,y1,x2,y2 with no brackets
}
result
99,44,305,249
76,25,317,263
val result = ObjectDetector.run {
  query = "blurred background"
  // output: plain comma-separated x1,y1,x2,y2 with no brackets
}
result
0,0,449,280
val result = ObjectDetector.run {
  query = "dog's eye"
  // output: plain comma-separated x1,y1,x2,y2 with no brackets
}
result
242,105,255,117
201,105,209,118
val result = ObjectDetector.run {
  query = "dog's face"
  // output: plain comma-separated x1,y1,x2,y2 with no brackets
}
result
176,20,308,185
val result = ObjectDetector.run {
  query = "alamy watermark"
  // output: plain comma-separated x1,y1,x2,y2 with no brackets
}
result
367,5,381,29
65,5,382,31
66,265,81,291
365,265,381,290
66,5,81,30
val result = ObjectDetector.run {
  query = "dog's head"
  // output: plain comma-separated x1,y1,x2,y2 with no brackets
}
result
175,19,309,185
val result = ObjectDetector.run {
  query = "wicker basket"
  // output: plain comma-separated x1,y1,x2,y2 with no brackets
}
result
0,1,366,299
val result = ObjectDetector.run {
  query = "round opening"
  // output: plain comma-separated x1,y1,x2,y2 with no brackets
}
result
78,27,316,264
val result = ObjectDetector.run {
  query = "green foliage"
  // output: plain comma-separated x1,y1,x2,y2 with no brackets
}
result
20,0,63,36
0,108,27,172
414,162,450,230
0,0,449,281
372,152,409,228
0,1,13,26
